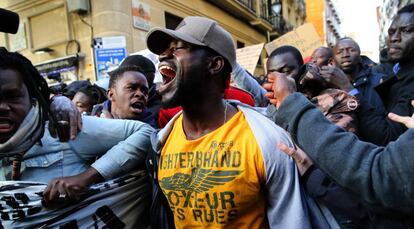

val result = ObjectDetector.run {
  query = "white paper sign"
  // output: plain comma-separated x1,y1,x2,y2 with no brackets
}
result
236,43,264,74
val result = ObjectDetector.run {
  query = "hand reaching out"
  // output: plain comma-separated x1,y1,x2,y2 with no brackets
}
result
42,168,103,208
388,100,414,128
49,95,82,141
278,143,314,176
262,72,296,109
320,65,354,92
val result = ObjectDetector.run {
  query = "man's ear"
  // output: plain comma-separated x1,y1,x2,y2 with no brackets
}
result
208,56,225,75
107,89,115,102
328,58,335,65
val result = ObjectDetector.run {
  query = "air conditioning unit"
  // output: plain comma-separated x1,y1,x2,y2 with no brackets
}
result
67,0,90,14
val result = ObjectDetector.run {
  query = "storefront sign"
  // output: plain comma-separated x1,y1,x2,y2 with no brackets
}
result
101,36,126,49
93,36,127,80
94,48,127,80
132,0,151,31
35,55,78,77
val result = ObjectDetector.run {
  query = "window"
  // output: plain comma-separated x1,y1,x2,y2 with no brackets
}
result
237,0,257,13
29,5,70,50
165,12,183,30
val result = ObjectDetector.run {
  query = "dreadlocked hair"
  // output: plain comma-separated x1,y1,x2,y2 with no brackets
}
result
0,47,50,118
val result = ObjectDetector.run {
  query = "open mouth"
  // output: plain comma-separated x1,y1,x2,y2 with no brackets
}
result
130,101,144,113
0,119,13,133
159,65,177,84
157,57,182,98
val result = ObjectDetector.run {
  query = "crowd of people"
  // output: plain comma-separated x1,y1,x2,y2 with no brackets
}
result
1,3,414,228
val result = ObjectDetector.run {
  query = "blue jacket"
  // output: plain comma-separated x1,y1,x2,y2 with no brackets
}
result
351,65,385,110
21,116,153,183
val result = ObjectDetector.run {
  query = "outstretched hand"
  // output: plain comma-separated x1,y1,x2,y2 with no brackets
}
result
278,143,313,176
262,72,296,109
320,65,353,92
42,175,88,208
388,100,414,128
49,95,82,141
42,168,103,208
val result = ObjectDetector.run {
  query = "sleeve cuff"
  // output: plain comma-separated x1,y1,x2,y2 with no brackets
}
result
91,160,119,180
348,88,359,96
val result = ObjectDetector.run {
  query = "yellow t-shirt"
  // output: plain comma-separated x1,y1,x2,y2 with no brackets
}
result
158,111,267,228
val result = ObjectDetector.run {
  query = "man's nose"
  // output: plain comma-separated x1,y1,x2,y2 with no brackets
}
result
342,50,350,58
133,89,144,98
0,102,11,113
389,30,401,43
159,47,174,61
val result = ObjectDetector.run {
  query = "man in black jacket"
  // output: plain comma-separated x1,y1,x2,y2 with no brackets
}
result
320,37,385,110
322,4,414,146
262,4,414,226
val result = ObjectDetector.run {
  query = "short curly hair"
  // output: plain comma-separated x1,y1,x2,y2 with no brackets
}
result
107,65,147,89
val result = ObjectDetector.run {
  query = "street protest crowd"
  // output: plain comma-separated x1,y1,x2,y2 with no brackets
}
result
1,2,414,229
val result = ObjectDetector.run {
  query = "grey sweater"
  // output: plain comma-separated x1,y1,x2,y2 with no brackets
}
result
274,92,414,215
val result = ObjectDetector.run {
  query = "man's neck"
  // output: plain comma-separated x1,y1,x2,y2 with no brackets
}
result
181,98,236,140
345,64,361,81
110,104,131,120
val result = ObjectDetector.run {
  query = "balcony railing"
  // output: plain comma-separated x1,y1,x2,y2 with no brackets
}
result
259,0,269,21
236,0,256,13
263,14,288,34
207,0,289,34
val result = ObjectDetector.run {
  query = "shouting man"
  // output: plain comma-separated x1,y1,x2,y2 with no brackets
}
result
145,16,313,228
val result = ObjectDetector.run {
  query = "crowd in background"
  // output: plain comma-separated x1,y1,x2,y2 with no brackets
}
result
1,3,414,229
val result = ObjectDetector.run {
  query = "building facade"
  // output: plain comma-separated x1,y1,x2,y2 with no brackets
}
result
305,0,341,47
0,0,306,83
378,0,414,49
210,0,306,41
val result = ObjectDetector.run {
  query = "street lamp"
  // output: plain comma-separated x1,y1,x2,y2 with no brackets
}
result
271,2,282,15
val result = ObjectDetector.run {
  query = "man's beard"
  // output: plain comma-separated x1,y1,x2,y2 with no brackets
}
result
160,59,183,108
162,82,206,110
161,67,207,109
161,83,183,108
